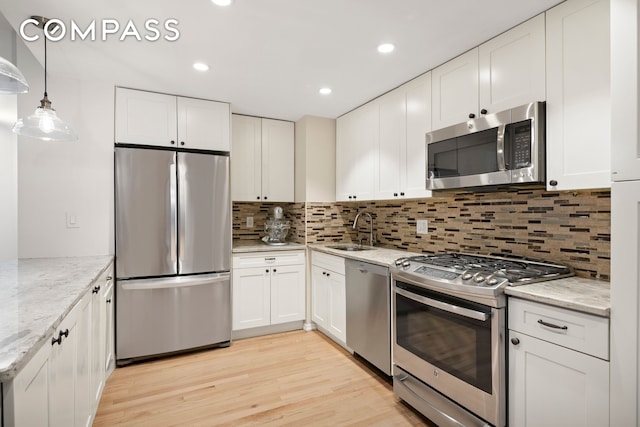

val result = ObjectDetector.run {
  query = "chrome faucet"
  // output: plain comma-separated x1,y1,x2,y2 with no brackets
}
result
353,211,375,247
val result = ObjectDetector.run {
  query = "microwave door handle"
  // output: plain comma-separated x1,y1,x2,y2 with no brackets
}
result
395,287,490,321
497,123,507,171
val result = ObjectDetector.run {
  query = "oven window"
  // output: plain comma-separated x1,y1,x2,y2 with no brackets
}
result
395,284,493,394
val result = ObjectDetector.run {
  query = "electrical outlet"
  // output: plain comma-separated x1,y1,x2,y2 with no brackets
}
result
66,212,80,229
246,216,254,228
417,219,428,234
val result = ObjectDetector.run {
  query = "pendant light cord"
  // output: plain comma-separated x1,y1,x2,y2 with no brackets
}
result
43,34,47,96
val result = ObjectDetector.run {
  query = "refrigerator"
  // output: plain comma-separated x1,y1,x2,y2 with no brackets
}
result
114,146,231,364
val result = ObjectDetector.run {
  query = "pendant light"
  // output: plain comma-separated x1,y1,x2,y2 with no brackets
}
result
0,56,29,94
12,16,77,142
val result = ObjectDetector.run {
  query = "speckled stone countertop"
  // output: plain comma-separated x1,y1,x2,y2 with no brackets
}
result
0,256,114,382
308,243,420,267
505,276,610,317
309,244,610,317
233,240,306,253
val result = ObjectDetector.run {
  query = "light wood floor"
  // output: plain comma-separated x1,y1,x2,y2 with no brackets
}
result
94,330,436,426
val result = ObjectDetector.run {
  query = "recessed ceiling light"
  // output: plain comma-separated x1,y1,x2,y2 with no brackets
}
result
319,87,332,95
193,62,210,72
212,0,232,6
377,43,395,54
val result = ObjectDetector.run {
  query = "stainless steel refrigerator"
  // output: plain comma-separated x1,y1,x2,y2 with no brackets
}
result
114,146,231,364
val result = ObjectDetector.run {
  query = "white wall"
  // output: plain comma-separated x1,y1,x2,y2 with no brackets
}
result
16,40,114,257
0,16,18,261
294,115,336,202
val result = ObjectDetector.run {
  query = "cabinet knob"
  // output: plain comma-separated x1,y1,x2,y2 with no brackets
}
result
549,180,558,186
468,113,476,119
92,286,101,294
511,337,520,345
170,140,176,145
348,196,353,200
400,192,405,196
265,269,270,273
322,271,326,276
393,193,398,197
326,273,330,277
264,196,268,200
52,336,62,346
273,269,277,273
59,329,69,339
480,109,488,115
180,141,185,146
106,299,112,304
353,195,357,199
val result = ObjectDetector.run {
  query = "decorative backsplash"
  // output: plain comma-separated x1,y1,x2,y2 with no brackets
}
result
233,188,611,279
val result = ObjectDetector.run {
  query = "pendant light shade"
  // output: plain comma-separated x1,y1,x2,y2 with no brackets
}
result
12,16,77,142
0,56,29,94
12,93,77,141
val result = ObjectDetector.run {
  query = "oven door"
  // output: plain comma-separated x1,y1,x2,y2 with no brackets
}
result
393,280,505,426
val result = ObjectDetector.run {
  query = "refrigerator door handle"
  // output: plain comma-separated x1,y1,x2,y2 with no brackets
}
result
120,273,230,291
170,158,179,273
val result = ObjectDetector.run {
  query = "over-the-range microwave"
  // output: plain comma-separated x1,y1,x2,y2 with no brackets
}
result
426,102,545,191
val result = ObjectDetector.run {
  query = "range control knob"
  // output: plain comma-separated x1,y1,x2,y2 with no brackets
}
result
487,277,499,286
402,260,411,269
394,258,405,267
474,275,486,283
461,272,474,280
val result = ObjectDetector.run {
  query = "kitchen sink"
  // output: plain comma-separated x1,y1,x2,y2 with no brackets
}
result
328,245,374,252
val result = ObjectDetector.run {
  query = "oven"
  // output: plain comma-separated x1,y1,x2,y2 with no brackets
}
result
393,278,505,427
390,253,572,427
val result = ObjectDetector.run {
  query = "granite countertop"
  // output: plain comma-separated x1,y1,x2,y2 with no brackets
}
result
505,276,610,317
308,243,420,268
233,240,306,253
0,256,114,382
308,244,610,317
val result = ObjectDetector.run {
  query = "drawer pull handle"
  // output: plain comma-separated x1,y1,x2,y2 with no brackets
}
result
537,319,568,330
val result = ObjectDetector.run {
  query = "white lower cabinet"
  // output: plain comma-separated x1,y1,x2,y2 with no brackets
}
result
232,251,306,332
508,298,610,427
311,251,346,345
3,262,115,427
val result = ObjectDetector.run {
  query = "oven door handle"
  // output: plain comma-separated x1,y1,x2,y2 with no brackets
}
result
395,287,490,321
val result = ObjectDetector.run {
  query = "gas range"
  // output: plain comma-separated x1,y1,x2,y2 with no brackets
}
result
391,252,573,307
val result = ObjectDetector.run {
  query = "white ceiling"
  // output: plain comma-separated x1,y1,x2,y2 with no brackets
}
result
0,0,563,122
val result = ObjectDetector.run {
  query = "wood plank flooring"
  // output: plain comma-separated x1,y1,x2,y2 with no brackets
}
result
94,330,436,426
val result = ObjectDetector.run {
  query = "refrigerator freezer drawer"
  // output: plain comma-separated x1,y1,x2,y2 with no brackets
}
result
116,273,231,361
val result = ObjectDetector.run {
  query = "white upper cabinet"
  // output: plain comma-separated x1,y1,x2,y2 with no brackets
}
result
177,97,230,151
115,87,230,151
432,14,545,130
261,119,295,202
432,49,480,130
546,0,611,190
231,114,294,202
336,102,378,201
478,13,546,115
377,72,432,200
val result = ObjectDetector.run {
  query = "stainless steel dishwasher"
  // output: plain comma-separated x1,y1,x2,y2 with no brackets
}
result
345,259,391,376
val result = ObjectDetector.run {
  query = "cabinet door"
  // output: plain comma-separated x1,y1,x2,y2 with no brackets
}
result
509,331,609,427
336,103,377,201
377,88,406,200
9,341,51,427
231,114,262,202
327,272,347,344
76,291,93,427
546,0,611,190
177,97,230,151
270,263,305,324
261,119,295,202
91,284,107,414
611,0,640,182
232,266,271,330
49,296,83,427
478,14,546,115
432,48,479,130
403,72,432,199
104,280,115,375
115,88,177,146
311,265,329,328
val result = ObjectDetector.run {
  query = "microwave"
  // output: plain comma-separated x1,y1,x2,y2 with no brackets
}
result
426,102,545,190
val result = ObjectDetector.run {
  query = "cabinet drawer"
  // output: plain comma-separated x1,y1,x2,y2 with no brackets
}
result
509,298,609,360
233,251,304,268
311,251,345,275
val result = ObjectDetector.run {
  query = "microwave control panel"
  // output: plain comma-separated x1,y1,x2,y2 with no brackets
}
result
511,120,532,169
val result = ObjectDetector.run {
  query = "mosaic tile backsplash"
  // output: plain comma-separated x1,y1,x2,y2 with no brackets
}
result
233,188,610,279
